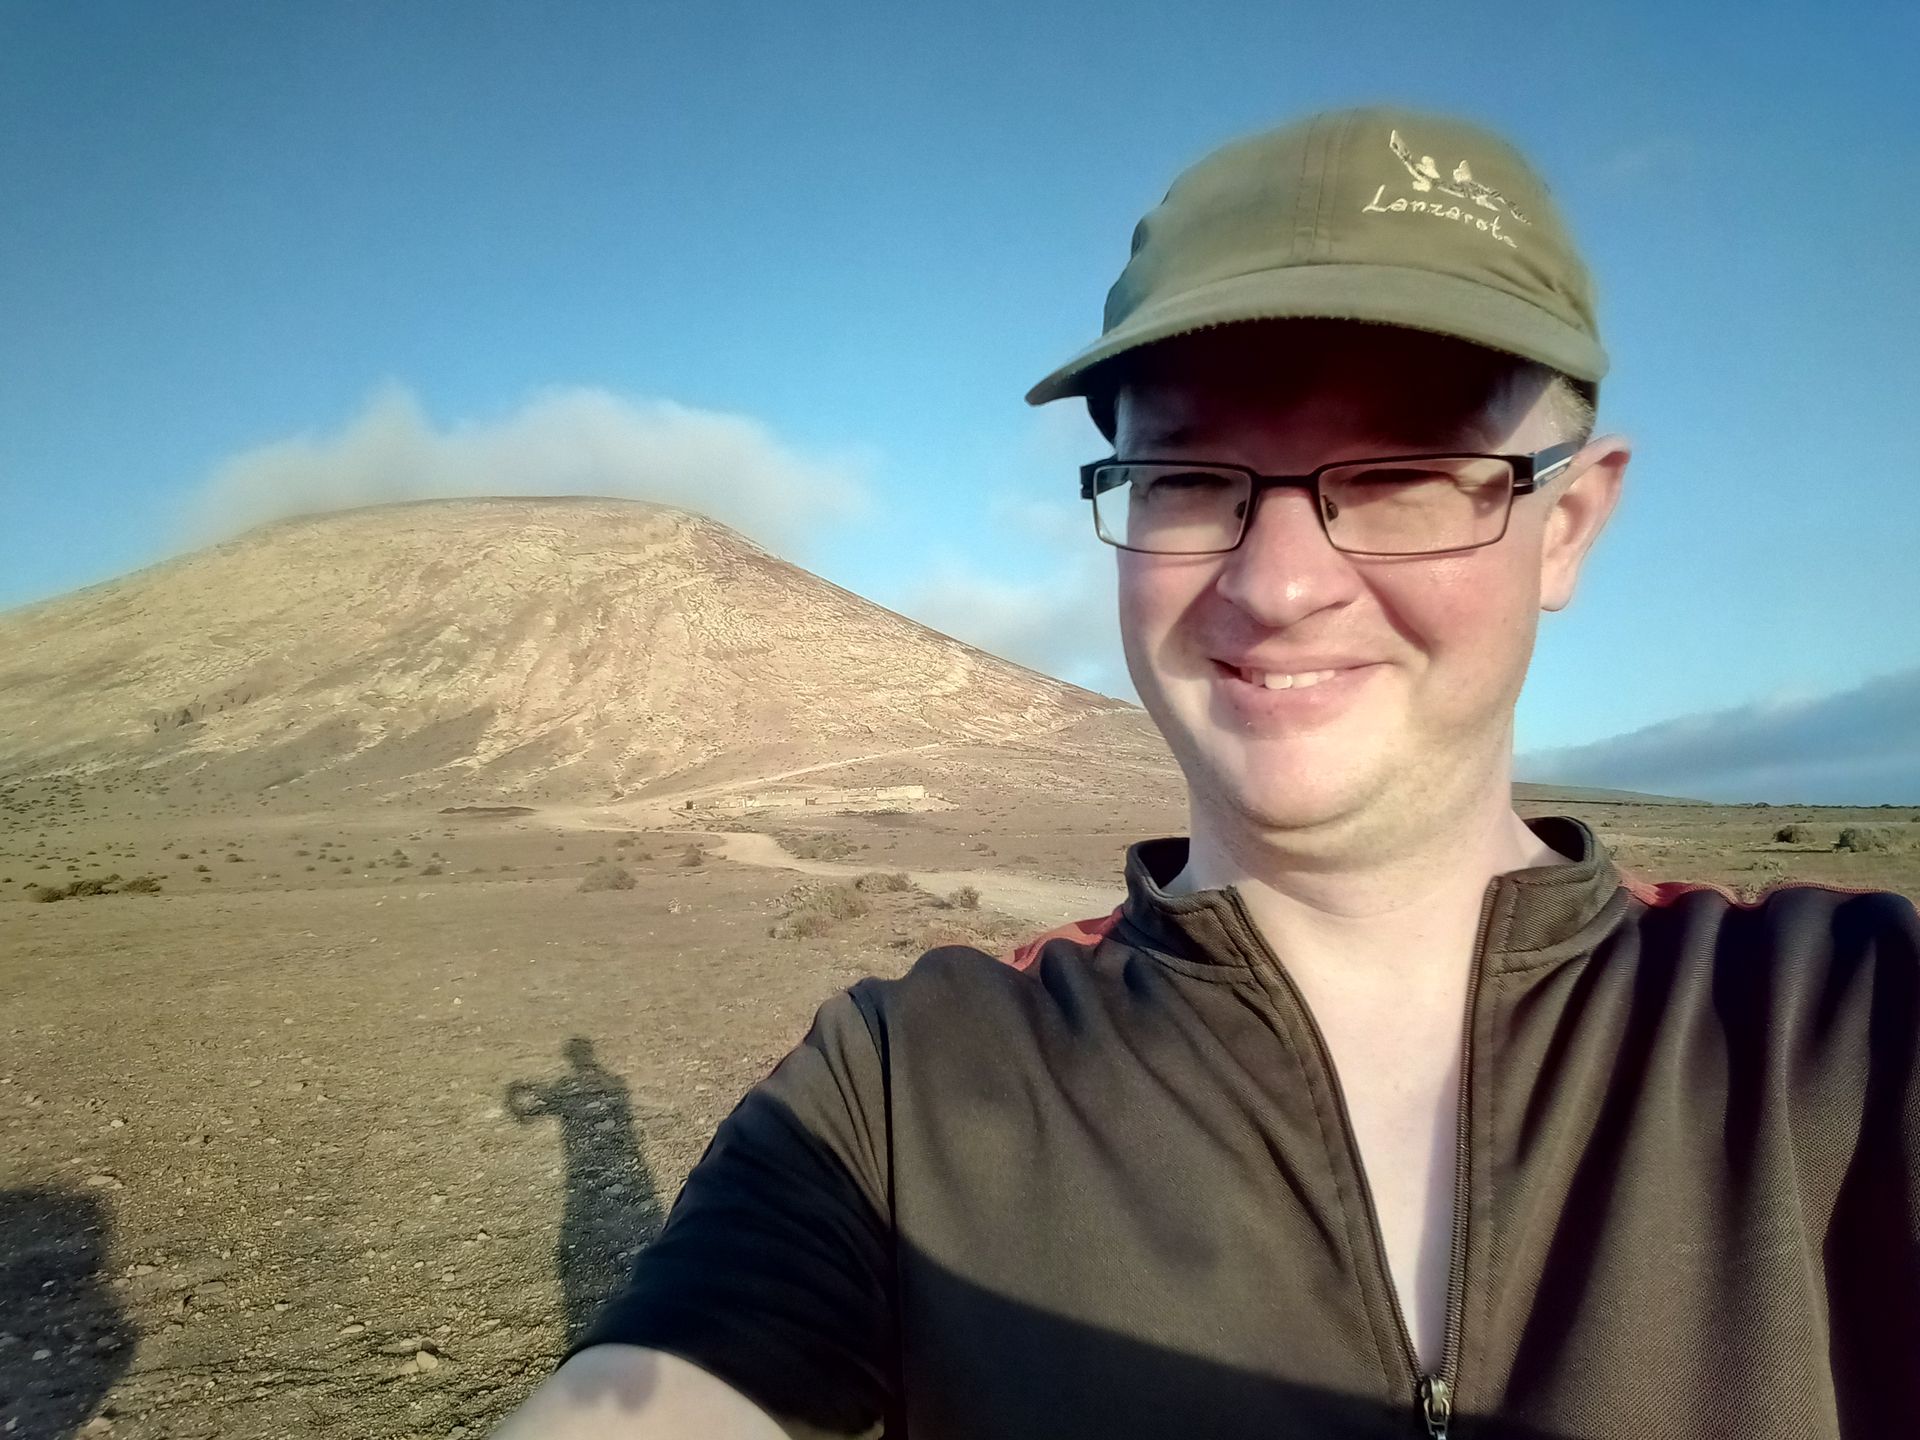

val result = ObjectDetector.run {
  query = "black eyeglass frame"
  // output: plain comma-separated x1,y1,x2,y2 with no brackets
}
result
1078,439,1587,557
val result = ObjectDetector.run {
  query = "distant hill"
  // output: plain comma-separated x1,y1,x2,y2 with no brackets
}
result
1513,782,1706,807
0,498,1131,809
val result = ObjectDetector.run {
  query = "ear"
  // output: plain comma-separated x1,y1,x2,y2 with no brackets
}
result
1539,435,1628,612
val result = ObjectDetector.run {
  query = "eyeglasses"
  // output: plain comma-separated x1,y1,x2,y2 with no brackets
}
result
1080,441,1584,556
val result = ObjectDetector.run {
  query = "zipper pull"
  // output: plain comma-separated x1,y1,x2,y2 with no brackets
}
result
1418,1374,1452,1439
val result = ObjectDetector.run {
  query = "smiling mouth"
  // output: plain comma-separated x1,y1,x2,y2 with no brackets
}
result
1245,667,1339,690
1216,662,1362,691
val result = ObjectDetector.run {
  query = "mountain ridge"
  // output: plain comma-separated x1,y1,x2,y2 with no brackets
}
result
0,497,1132,810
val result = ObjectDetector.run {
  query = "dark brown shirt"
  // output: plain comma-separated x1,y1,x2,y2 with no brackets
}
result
574,817,1920,1438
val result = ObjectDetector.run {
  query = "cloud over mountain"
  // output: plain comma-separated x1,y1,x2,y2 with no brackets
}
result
1520,665,1920,805
180,384,873,558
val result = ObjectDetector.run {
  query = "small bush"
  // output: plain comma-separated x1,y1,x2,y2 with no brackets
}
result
1835,827,1894,853
28,873,162,902
420,862,444,876
773,911,836,940
578,863,637,893
815,884,869,921
780,832,860,862
614,835,636,849
194,863,210,873
678,846,705,867
854,870,913,893
224,853,243,863
1773,824,1812,844
946,885,981,911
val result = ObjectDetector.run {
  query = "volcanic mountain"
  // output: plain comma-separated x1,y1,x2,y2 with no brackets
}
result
0,498,1136,810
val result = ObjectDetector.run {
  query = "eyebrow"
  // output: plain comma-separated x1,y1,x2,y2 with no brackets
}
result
1125,422,1206,451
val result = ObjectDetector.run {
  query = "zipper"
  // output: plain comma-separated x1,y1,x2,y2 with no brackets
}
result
1236,880,1498,1438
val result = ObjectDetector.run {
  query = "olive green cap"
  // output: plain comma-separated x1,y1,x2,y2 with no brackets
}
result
1025,106,1607,408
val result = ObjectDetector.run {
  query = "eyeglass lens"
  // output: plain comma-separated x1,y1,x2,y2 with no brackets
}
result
1090,459,1516,555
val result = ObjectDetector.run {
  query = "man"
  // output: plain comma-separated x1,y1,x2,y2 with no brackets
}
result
494,107,1919,1438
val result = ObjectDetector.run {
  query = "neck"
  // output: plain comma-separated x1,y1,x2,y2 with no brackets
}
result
1167,773,1566,985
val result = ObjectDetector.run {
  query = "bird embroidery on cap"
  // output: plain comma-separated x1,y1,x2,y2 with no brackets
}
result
1386,129,1530,225
1360,129,1528,248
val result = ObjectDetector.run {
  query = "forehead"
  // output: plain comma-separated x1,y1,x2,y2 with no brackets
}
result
1113,320,1535,451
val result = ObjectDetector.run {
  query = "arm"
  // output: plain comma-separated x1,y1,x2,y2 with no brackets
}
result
493,986,897,1438
489,1345,789,1440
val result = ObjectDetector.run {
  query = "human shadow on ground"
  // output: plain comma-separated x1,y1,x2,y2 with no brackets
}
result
0,1187,136,1437
507,1037,665,1347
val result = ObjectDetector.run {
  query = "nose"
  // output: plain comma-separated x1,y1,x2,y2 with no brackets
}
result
1211,484,1365,627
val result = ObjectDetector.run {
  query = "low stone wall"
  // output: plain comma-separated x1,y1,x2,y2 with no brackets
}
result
683,784,928,813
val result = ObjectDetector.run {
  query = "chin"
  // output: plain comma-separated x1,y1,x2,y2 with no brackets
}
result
1166,725,1386,833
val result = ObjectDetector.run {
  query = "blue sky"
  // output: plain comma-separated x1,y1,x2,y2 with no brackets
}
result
3,0,1916,803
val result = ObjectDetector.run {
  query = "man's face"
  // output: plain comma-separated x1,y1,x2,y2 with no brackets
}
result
1110,322,1624,851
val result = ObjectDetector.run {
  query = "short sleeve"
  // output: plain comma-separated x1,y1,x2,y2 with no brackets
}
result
567,984,895,1438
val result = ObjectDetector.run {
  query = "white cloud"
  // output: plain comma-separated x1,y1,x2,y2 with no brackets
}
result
1519,665,1920,805
179,383,874,558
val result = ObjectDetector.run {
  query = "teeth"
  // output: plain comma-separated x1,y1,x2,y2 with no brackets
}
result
1241,668,1340,690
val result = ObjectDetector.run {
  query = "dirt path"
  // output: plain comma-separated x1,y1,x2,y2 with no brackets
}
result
687,829,1120,929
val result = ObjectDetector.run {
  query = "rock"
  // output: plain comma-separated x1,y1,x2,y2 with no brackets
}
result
337,1322,366,1336
415,1349,441,1371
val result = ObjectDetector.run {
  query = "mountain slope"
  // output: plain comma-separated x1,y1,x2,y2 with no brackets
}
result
0,497,1130,807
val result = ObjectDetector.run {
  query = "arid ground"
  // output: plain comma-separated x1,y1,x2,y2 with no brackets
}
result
3,502,1916,1438
3,786,1915,1440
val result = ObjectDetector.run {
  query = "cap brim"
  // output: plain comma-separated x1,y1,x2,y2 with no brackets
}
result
1024,263,1608,406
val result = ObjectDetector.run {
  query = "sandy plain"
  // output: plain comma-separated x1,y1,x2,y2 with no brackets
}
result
3,782,1916,1440
3,501,1916,1438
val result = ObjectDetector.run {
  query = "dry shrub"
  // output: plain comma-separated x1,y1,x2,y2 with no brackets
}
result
678,845,705,867
769,880,870,939
1834,827,1895,853
946,885,981,911
854,870,913,893
775,911,836,940
29,873,162,902
420,862,444,876
1773,824,1812,844
778,881,868,920
578,863,637,892
780,832,860,862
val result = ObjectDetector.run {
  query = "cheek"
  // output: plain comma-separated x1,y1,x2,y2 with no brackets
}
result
1381,551,1539,679
1116,555,1206,654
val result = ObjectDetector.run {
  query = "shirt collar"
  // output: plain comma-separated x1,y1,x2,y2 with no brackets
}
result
1117,816,1628,977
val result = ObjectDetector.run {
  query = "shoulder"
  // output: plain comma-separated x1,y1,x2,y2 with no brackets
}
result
1620,871,1918,962
1615,871,1919,1043
841,907,1127,1040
